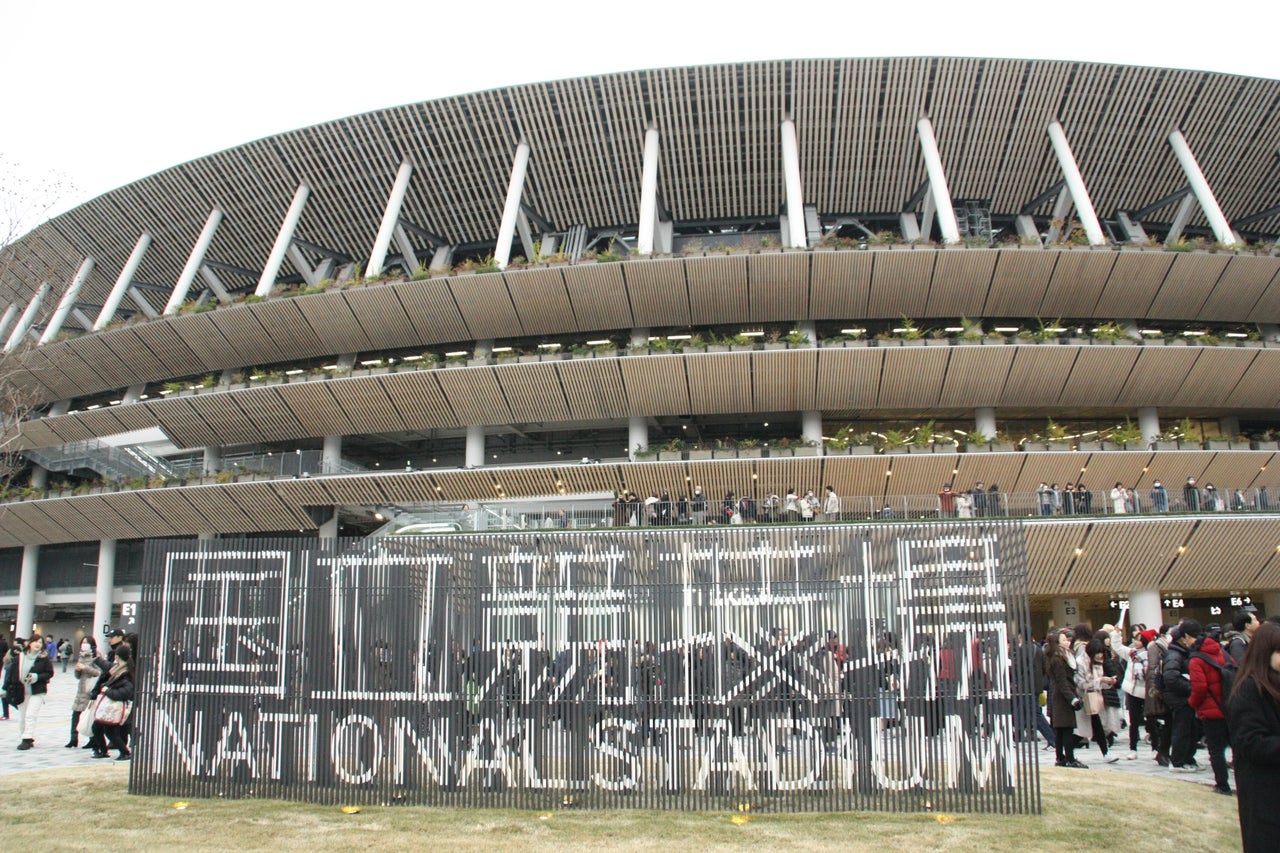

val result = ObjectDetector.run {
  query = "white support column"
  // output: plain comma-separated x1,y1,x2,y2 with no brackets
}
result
630,328,650,349
798,320,817,347
801,410,823,446
93,539,117,648
285,244,319,287
255,183,311,297
318,512,339,540
39,256,95,344
4,283,50,352
1128,589,1164,632
322,434,343,474
1051,597,1080,629
367,160,415,277
30,465,48,490
165,207,224,315
628,417,649,461
16,544,39,637
916,118,962,244
1138,407,1161,446
975,407,997,441
1168,130,1236,245
637,126,661,255
129,290,159,319
121,384,145,405
1047,121,1107,246
198,266,232,302
94,232,151,330
1263,592,1280,620
1045,187,1073,244
392,225,420,273
465,425,485,468
494,143,531,270
781,119,807,249
203,446,221,478
0,304,18,342
70,308,95,330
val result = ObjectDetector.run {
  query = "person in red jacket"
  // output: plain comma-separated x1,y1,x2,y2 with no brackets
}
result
1189,625,1232,794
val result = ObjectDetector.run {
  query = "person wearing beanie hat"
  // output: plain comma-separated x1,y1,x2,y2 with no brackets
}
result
1166,619,1204,771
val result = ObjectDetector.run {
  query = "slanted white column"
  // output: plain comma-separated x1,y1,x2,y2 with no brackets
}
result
781,119,807,249
916,118,962,244
322,434,343,474
494,143,531,270
39,256,95,344
165,207,224,315
1138,407,1161,446
1168,130,1236,245
0,304,18,341
95,232,151,330
1128,589,1163,632
975,407,997,441
465,425,485,468
637,127,661,255
255,183,311,297
367,160,415,277
628,417,649,461
1047,121,1107,246
4,283,51,352
93,539,117,649
16,544,39,637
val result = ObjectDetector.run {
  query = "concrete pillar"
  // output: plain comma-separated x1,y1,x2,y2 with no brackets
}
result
1051,597,1080,630
93,539,117,648
1262,591,1280,620
494,142,531,269
4,283,51,352
637,127,660,255
30,465,48,490
0,304,18,342
802,410,823,447
165,207,223,314
121,384,146,405
1138,407,1161,446
630,328,650,349
39,256,95,344
975,407,997,441
318,512,339,540
16,544,39,637
94,233,152,330
1168,130,1236,245
474,339,494,359
1220,415,1241,439
628,417,649,461
322,435,343,474
256,183,311,297
466,425,485,468
197,531,216,542
916,118,962,244
367,160,415,276
202,446,221,478
1046,121,1107,246
780,119,807,249
1128,589,1163,633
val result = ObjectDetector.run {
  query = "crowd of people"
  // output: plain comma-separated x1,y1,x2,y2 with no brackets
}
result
1037,607,1280,852
1,629,137,760
611,485,842,526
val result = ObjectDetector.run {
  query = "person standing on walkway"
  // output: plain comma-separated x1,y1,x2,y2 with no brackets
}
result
0,635,10,721
66,637,102,748
1189,625,1233,794
1047,628,1086,768
2,634,54,750
91,645,135,761
1165,620,1203,772
1226,621,1280,853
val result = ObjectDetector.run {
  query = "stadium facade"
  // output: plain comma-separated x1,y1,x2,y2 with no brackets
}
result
3,57,1280,643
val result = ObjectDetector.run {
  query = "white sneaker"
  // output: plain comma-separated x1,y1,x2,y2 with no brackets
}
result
1104,754,1119,763
1126,751,1137,760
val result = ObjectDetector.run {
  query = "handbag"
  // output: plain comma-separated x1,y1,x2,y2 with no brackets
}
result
1085,690,1104,715
93,694,133,726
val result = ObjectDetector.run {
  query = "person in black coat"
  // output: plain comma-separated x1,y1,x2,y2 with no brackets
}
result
4,634,55,750
1227,621,1280,852
1046,628,1086,768
91,645,135,760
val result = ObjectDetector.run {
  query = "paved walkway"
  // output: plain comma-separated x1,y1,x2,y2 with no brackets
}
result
0,674,1233,794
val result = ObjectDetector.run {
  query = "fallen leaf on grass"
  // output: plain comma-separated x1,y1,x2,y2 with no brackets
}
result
340,806,361,814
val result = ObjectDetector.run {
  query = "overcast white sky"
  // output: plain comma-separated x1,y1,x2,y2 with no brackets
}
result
2,0,1276,231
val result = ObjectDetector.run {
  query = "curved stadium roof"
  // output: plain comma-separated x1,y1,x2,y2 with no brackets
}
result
4,57,1280,309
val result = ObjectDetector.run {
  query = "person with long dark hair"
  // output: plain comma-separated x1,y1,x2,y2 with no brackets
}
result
66,636,101,748
1047,628,1086,768
1226,621,1280,852
91,644,135,761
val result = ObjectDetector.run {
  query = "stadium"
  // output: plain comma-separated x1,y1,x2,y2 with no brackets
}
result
3,56,1280,645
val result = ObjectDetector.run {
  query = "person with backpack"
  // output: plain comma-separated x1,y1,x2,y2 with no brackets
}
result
1189,623,1233,794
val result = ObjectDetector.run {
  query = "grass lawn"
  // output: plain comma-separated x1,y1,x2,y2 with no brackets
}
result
1,764,1241,852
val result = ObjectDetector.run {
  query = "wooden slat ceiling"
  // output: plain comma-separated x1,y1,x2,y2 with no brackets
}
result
8,250,1280,406
8,59,1280,329
7,345,1280,453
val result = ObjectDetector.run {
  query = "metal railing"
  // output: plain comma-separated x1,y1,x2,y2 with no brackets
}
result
24,439,176,481
369,486,1277,534
165,449,366,479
